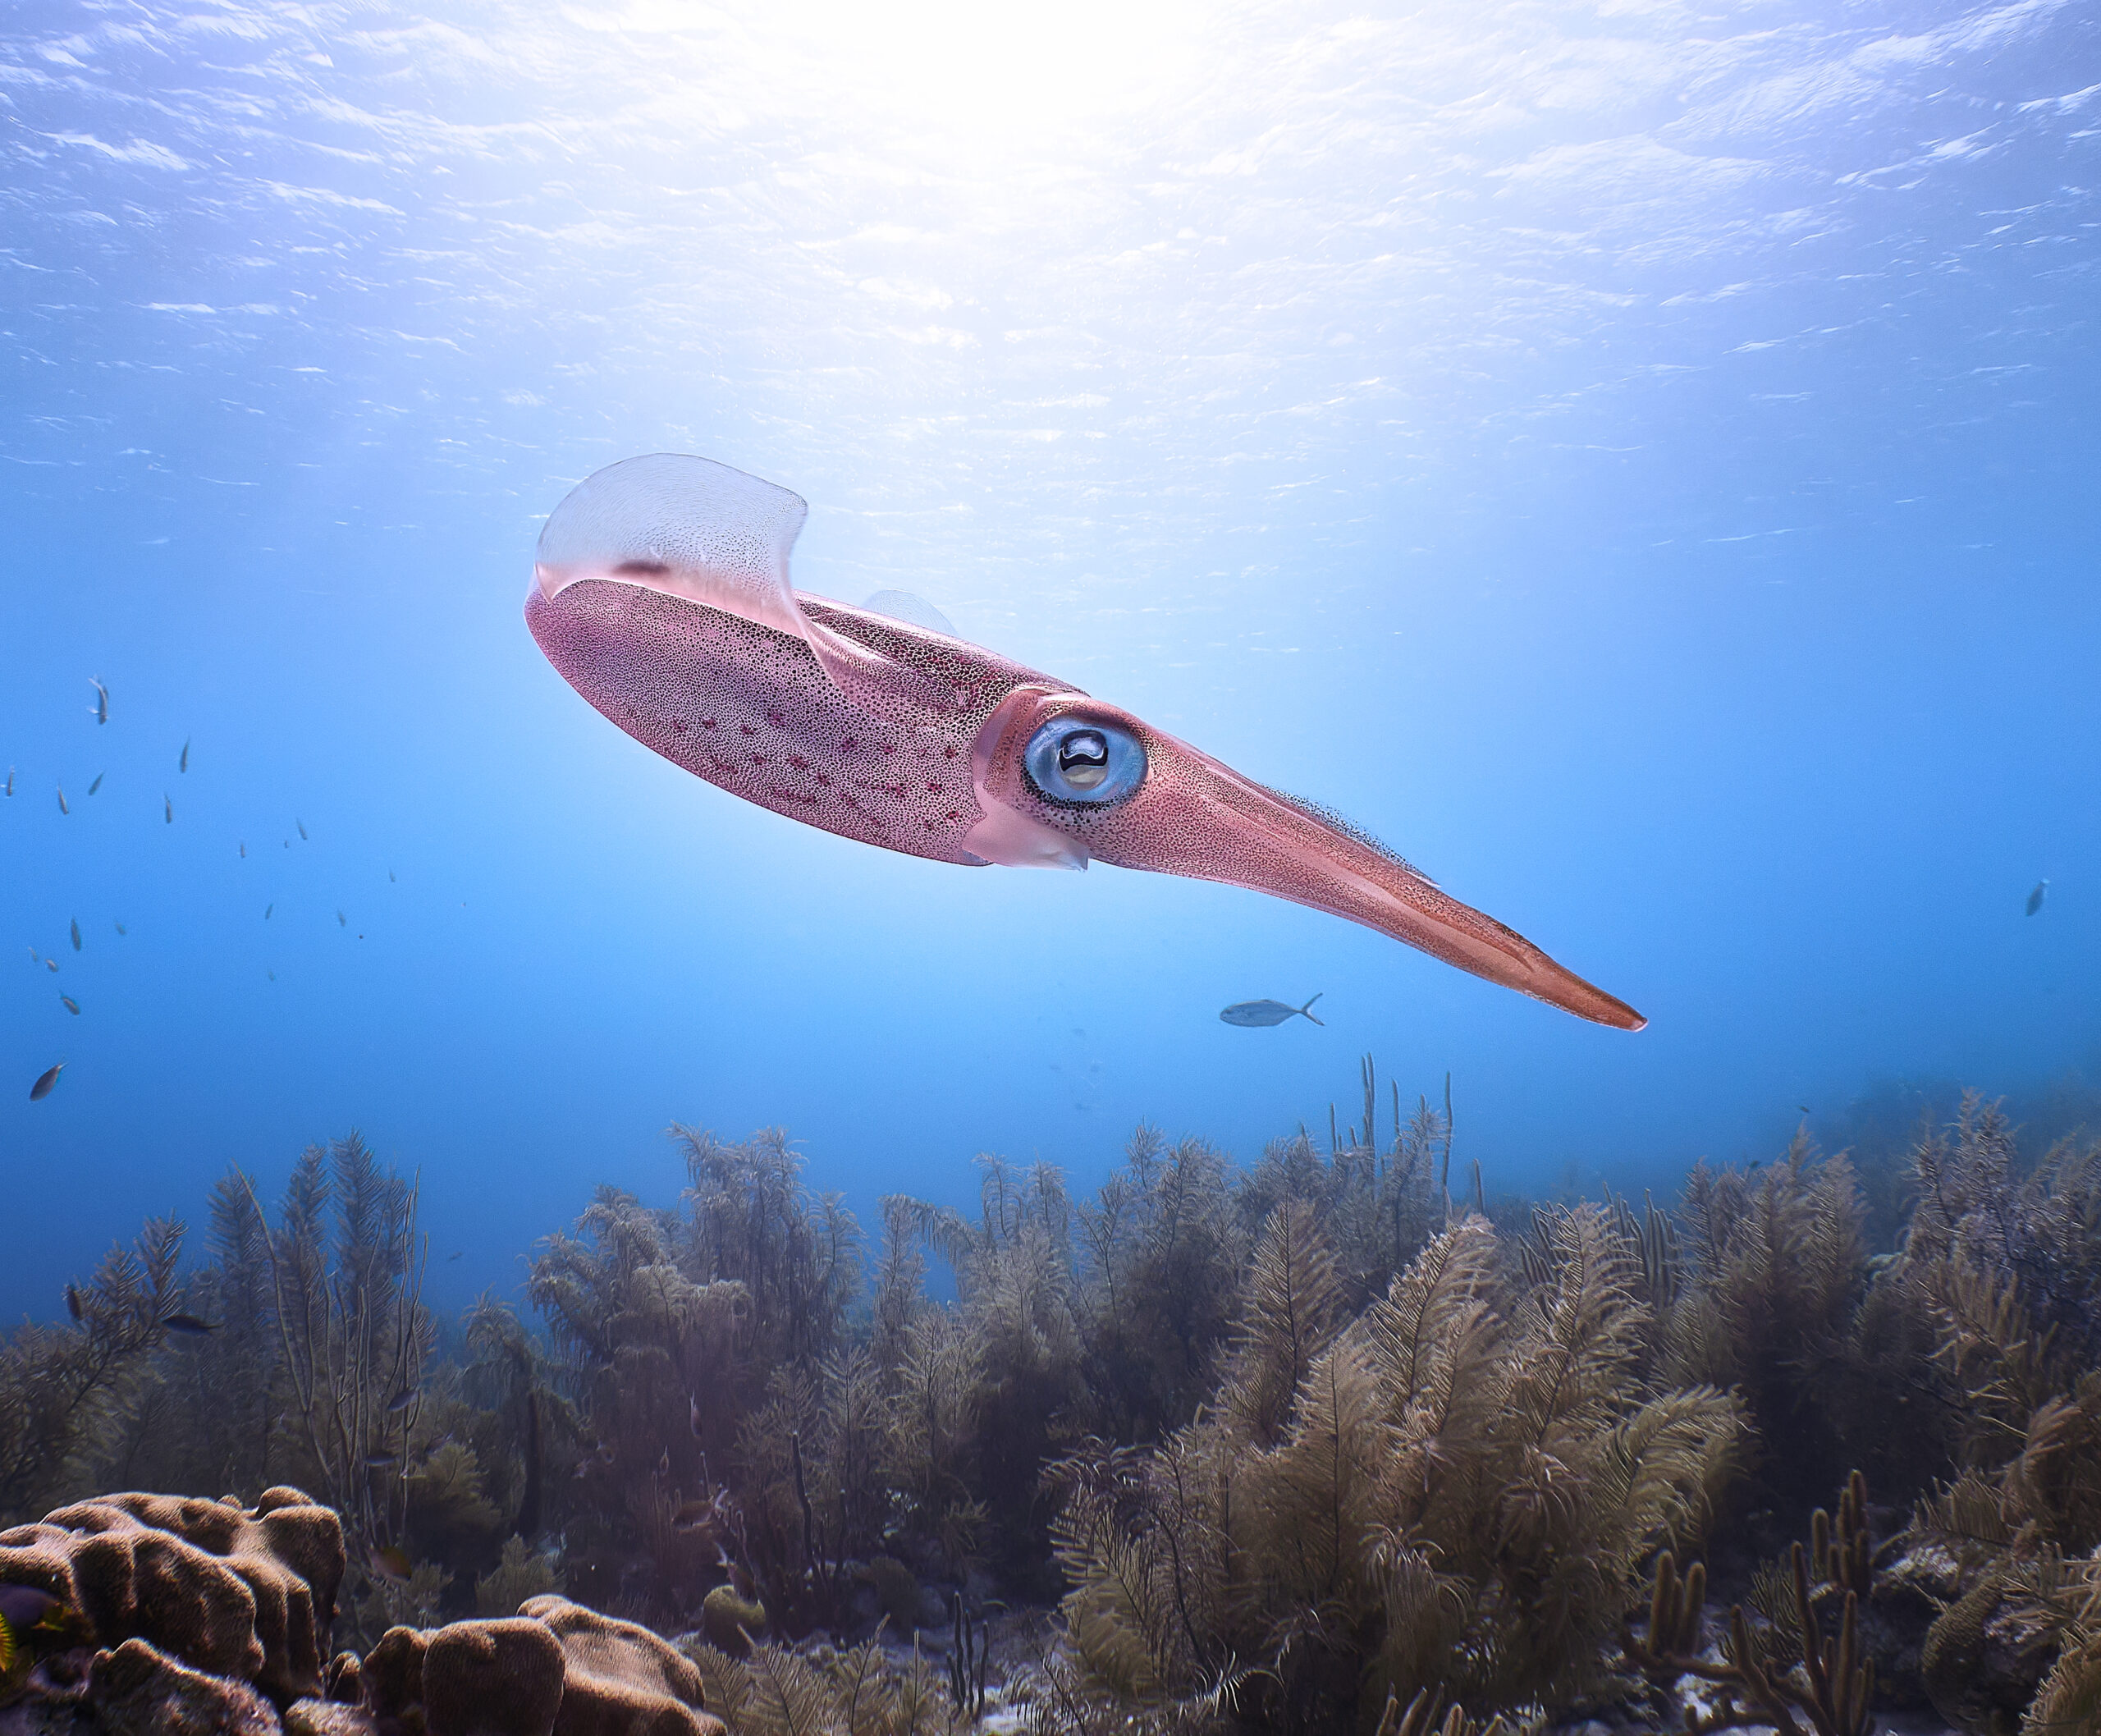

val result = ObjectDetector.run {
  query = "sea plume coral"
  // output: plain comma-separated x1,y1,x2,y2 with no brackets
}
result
1049,1205,1742,1729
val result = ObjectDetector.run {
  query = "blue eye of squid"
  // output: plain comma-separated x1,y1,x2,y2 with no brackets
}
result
1024,717,1147,806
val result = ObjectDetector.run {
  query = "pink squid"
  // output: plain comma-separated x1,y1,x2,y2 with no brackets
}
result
525,455,1644,1030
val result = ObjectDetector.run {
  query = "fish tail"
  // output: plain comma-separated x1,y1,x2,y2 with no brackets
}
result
1299,992,1325,1026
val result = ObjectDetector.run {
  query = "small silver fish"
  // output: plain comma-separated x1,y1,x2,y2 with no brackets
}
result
89,678,108,725
179,737,190,774
1219,993,1325,1028
240,841,247,858
2028,879,2049,917
61,995,80,1015
264,903,273,919
3,766,13,797
87,772,103,795
337,910,346,928
690,1394,703,1438
297,818,309,841
387,1389,417,1413
163,794,173,824
44,957,57,973
364,1450,399,1470
57,785,68,816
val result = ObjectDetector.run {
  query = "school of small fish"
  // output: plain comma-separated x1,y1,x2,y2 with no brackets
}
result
11,678,406,1107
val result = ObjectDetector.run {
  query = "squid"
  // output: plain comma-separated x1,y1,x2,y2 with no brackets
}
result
525,455,1643,1029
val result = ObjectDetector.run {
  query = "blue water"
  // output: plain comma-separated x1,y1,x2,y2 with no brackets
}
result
3,0,2096,1319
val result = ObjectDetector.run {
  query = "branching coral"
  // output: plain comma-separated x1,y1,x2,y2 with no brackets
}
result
239,1135,433,1567
0,1217,183,1522
1623,1473,1876,1736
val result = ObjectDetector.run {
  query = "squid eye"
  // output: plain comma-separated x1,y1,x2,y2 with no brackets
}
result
1024,717,1147,806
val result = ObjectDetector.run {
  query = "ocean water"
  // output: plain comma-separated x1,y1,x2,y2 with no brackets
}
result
2,0,2095,1322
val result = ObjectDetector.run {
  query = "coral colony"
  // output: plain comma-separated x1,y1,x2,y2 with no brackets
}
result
1,1078,2098,1734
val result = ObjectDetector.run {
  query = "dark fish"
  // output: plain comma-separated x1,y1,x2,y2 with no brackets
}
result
264,904,273,919
70,919,80,952
114,921,126,936
337,910,346,927
2028,879,2049,917
369,1544,411,1583
268,970,277,982
447,1250,462,1261
87,772,103,795
1219,993,1325,1028
239,841,247,858
29,1064,62,1102
179,737,190,773
160,1313,217,1336
388,869,396,882
89,677,108,725
297,819,309,841
65,1283,82,1321
2,767,12,797
364,1451,399,1470
61,995,80,1015
163,794,172,824
387,1389,417,1413
56,785,68,816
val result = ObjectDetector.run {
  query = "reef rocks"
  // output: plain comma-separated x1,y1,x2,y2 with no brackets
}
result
519,1596,721,1736
0,1494,725,1736
0,1486,344,1732
90,1637,283,1736
346,1598,724,1735
359,1616,565,1735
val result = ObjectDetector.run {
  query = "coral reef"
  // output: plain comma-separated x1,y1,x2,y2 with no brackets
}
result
0,1487,343,1699
2,1071,2098,1734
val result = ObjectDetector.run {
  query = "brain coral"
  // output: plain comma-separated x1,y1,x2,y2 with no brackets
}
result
0,1486,344,1702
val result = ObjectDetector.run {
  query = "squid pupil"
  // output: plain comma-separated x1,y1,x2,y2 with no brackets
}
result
1057,729,1111,790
